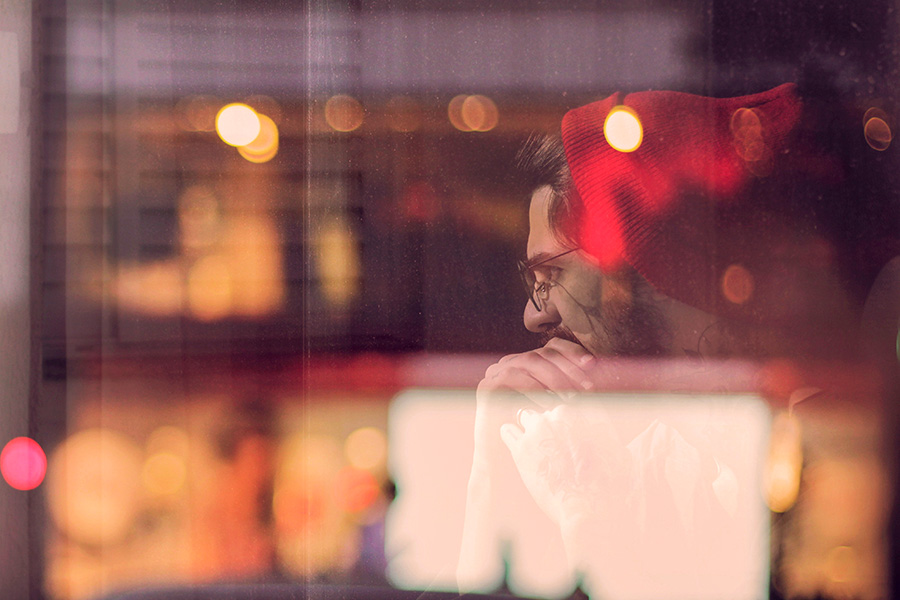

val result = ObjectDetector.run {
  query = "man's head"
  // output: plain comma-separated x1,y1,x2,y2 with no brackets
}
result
517,136,670,357
516,83,887,360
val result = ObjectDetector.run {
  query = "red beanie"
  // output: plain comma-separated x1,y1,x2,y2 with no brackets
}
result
561,83,844,322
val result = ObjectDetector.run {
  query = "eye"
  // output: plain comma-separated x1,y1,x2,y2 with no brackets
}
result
533,265,562,284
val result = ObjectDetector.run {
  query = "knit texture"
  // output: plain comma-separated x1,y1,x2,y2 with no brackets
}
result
561,84,818,321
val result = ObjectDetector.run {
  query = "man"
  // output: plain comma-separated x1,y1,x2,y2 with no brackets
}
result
458,83,883,599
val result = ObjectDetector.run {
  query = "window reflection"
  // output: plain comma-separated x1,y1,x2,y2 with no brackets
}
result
14,2,898,600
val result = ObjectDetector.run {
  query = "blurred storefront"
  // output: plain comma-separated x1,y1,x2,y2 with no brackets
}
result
0,1,897,599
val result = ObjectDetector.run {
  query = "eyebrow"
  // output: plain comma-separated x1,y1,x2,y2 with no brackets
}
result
522,248,578,270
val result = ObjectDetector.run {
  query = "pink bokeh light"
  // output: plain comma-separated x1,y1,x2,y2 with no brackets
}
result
1,437,47,491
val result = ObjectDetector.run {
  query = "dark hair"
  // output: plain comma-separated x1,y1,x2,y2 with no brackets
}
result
515,134,582,248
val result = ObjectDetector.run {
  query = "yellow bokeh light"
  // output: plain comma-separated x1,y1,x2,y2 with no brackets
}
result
226,217,285,317
344,427,387,471
238,113,279,163
216,103,261,146
142,452,187,496
864,116,892,151
115,262,184,316
604,106,643,152
46,429,144,546
461,95,499,132
315,221,360,308
325,94,365,132
187,254,233,321
763,411,803,513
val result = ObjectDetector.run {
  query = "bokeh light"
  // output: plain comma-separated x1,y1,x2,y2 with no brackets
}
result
216,103,261,147
461,95,499,132
863,107,889,123
114,262,184,316
604,106,643,152
143,426,190,499
46,429,144,546
721,264,754,304
335,466,380,513
730,107,761,139
763,411,803,513
142,452,187,496
864,116,892,151
732,107,773,176
325,94,365,132
315,221,360,308
1,437,47,491
344,427,387,471
238,113,279,163
245,94,283,125
448,94,470,131
273,433,349,578
176,94,221,132
187,254,233,321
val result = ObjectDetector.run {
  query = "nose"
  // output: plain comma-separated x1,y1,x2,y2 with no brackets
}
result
523,297,561,333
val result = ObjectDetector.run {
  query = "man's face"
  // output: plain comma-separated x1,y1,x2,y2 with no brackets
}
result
523,186,667,357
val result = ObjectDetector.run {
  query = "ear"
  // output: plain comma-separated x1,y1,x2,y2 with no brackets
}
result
600,267,635,307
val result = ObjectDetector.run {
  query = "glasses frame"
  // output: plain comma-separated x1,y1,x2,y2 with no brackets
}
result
517,247,579,311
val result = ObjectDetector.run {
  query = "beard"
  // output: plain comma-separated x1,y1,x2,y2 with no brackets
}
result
539,277,671,357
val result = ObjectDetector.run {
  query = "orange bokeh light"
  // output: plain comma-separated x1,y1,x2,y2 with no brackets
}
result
448,94,470,131
461,95,499,132
721,264,754,304
238,113,279,163
325,95,365,132
334,467,379,513
864,116,892,151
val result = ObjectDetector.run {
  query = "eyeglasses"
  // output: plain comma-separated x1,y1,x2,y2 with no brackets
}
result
517,248,579,311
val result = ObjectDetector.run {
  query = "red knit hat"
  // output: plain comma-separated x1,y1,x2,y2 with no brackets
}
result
561,83,846,322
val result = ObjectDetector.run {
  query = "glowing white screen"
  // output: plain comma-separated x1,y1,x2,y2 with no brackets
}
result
386,388,771,600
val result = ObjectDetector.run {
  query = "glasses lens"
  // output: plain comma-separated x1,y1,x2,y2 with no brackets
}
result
517,261,541,311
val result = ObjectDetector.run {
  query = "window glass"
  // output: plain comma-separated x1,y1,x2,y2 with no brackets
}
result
8,1,898,599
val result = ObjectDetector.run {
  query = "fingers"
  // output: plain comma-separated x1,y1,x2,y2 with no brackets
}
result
517,407,540,429
533,340,595,391
542,337,594,364
478,369,562,409
485,350,593,397
499,423,521,448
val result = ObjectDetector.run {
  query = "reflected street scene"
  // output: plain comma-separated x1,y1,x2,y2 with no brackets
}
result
0,2,897,600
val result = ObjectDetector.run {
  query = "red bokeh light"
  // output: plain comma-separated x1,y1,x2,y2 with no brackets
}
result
1,437,47,491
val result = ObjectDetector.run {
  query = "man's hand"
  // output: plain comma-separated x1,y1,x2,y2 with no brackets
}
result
460,337,596,590
477,338,596,408
471,337,596,473
498,403,630,527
